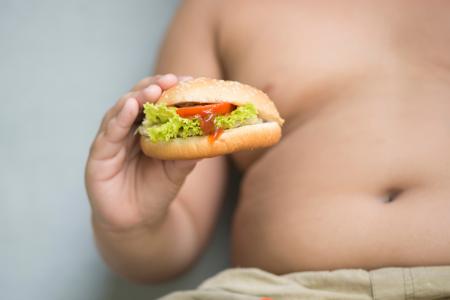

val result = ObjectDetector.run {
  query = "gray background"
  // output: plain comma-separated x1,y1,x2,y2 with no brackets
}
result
0,1,233,299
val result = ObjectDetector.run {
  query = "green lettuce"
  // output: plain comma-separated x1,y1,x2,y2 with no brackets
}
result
140,104,202,142
215,103,258,129
140,103,259,142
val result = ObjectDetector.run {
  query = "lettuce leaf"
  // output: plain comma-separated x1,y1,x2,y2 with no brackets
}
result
215,103,258,129
141,103,202,142
140,103,259,143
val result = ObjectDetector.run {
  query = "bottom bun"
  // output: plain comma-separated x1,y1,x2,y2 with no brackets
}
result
140,122,281,160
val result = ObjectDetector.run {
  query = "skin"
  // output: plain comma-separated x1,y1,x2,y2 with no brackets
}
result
85,0,450,282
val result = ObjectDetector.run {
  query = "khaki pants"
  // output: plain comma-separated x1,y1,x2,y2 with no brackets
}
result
160,266,450,300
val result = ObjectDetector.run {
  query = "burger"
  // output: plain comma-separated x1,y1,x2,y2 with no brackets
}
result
138,77,284,160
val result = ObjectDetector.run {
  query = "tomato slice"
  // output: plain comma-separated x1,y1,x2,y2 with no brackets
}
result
176,102,235,118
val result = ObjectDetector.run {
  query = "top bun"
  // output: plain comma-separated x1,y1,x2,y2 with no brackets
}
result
157,77,284,126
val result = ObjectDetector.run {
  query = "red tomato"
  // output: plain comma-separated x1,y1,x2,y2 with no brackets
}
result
176,102,235,118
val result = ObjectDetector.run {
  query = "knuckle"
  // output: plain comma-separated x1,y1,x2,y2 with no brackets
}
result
105,117,116,136
116,115,130,130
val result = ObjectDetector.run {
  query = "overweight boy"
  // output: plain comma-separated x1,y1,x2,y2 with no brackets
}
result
85,1,450,298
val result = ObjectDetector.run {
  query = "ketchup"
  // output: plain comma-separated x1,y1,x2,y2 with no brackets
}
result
198,113,216,135
198,113,224,144
177,103,235,144
208,128,224,143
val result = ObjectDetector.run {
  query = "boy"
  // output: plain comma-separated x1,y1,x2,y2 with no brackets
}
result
85,0,450,298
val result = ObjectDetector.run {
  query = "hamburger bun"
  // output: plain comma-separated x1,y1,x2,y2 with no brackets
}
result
140,77,284,160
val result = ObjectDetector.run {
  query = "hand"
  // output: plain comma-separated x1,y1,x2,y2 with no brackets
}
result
85,74,198,232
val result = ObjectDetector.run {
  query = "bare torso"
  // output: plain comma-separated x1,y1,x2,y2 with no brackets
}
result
217,0,450,273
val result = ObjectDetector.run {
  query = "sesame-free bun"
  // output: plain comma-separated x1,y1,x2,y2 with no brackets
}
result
140,77,284,160
140,122,281,160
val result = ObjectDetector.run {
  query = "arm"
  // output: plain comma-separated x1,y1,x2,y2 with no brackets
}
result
87,0,226,283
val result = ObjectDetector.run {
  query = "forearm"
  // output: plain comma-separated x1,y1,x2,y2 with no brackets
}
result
92,201,200,283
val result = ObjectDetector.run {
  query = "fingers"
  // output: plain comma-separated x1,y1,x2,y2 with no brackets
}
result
135,74,192,106
135,84,162,106
156,73,178,89
131,75,160,92
107,98,139,143
90,73,195,162
100,83,159,131
132,74,192,92
90,98,139,161
162,159,201,186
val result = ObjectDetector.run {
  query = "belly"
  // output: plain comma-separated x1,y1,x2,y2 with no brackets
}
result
231,83,450,274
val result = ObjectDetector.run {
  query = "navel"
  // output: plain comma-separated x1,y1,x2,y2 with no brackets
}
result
383,188,403,203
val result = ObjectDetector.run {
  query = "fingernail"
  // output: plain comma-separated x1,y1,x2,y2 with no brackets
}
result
143,84,162,99
160,73,177,82
146,84,160,93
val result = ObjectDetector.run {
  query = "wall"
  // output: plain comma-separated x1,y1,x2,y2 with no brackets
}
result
0,1,232,299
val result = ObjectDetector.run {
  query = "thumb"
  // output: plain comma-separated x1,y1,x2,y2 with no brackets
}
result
162,159,201,186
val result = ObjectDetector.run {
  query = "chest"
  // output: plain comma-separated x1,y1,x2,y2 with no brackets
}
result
218,0,450,121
